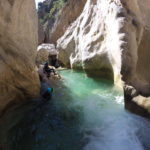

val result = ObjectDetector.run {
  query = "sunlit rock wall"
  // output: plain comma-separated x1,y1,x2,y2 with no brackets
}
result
57,0,123,81
57,0,150,117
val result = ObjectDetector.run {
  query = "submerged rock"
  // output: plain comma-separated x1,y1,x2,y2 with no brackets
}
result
0,0,40,115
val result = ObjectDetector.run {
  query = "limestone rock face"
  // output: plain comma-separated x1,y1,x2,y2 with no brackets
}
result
38,21,45,45
57,0,150,117
49,0,87,43
0,0,40,114
57,0,123,81
36,48,50,67
38,0,86,44
120,0,150,117
124,85,150,118
36,44,58,66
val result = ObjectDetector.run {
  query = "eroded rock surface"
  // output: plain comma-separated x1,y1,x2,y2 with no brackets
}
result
120,0,150,118
38,0,86,44
36,44,58,67
57,0,123,81
0,0,40,114
38,21,45,45
56,0,150,117
124,85,150,118
50,0,87,43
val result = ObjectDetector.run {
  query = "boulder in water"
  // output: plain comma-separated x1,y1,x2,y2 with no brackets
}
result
36,44,59,67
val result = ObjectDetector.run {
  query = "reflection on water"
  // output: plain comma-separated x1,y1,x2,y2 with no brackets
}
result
1,70,150,150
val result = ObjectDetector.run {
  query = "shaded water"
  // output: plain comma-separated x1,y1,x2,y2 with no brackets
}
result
3,70,150,150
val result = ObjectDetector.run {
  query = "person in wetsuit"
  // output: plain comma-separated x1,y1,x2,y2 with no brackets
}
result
43,62,56,78
42,87,53,101
41,82,53,101
48,55,60,68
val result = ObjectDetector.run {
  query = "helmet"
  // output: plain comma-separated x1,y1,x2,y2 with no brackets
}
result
47,87,53,93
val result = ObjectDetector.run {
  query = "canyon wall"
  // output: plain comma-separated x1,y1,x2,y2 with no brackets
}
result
49,0,87,44
0,0,40,114
121,0,150,118
38,0,86,44
57,0,123,81
56,0,150,117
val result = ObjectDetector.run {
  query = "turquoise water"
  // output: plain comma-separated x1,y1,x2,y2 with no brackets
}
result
4,70,150,150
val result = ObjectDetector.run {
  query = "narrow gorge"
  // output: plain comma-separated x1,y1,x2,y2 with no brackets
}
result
38,0,150,117
0,0,150,149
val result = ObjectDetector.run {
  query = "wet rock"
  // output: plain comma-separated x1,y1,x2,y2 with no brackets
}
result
124,85,150,118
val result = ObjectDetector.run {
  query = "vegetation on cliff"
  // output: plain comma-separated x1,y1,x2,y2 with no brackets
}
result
38,0,68,25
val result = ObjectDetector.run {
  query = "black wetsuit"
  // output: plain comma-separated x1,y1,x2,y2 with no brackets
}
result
43,62,56,78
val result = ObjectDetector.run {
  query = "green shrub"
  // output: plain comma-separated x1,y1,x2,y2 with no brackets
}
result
38,0,67,25
49,0,66,19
